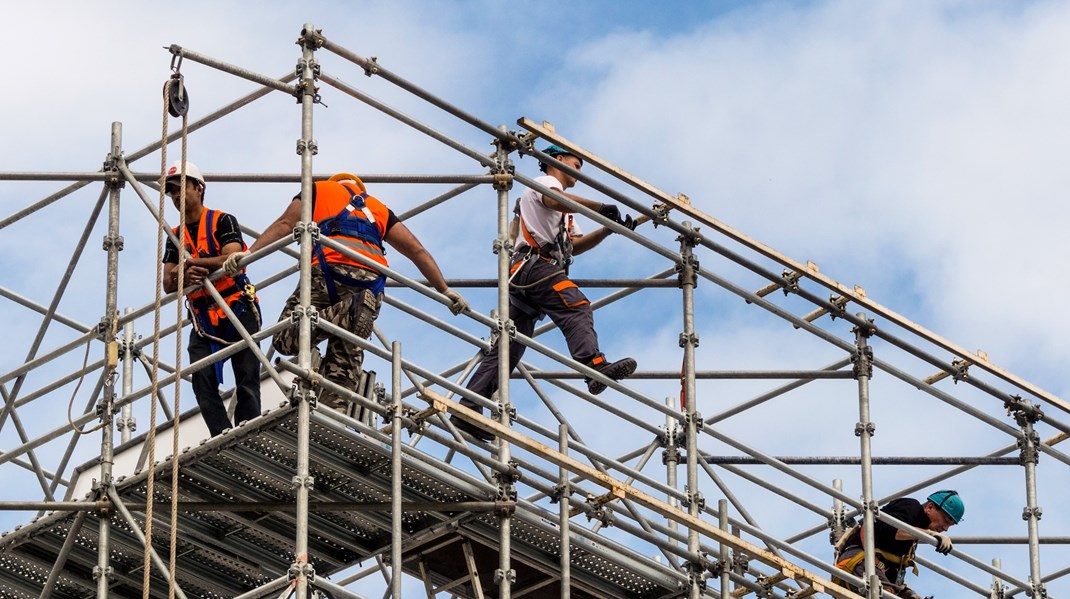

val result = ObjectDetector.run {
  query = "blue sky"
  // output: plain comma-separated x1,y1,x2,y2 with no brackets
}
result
2,1,1070,597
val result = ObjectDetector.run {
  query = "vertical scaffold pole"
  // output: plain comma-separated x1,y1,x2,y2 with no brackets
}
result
718,499,729,599
852,314,879,599
832,479,846,542
390,341,403,598
119,307,136,444
678,223,704,599
1013,400,1045,598
492,127,516,599
558,424,571,599
664,396,680,545
96,121,125,598
990,558,1004,599
292,23,321,599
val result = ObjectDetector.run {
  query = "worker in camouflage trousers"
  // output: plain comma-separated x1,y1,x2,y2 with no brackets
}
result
226,173,467,413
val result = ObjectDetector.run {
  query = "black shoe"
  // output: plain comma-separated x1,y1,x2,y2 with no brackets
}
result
585,357,637,395
449,414,494,442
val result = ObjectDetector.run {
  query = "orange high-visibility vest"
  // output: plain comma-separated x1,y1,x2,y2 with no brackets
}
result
312,180,391,272
177,209,248,329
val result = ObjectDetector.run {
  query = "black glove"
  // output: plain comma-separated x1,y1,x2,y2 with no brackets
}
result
597,203,622,223
621,214,636,231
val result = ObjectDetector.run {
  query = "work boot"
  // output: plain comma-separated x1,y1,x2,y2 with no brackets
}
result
585,356,637,395
448,401,494,442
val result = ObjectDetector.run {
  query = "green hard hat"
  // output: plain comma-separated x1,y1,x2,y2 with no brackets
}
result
928,490,964,523
540,144,582,172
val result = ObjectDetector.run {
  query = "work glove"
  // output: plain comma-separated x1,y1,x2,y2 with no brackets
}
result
929,531,953,555
621,214,637,231
444,288,469,315
597,203,622,223
897,586,923,599
222,250,250,276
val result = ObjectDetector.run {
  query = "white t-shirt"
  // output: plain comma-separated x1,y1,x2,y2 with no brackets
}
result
515,175,583,250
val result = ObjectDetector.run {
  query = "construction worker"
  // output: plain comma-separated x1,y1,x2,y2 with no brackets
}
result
224,173,468,413
834,490,964,599
451,144,637,442
162,160,262,437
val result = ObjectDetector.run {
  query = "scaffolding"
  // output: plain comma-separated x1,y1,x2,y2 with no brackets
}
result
0,23,1067,599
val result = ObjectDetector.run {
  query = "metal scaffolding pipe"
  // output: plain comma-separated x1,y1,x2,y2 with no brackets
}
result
320,72,495,167
390,341,403,599
318,35,509,143
168,44,296,94
699,455,1020,466
106,489,189,599
291,24,318,599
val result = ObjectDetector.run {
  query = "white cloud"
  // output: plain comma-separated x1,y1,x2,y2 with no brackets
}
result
2,2,1069,597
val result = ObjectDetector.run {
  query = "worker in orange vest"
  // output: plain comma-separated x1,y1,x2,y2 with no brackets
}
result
162,160,262,437
227,173,467,413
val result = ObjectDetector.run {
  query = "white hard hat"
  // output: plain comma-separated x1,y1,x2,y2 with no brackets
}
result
165,160,204,185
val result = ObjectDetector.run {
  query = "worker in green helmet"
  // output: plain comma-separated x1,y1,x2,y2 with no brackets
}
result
834,490,964,599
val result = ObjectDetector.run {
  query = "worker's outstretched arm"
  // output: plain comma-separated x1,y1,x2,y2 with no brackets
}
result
571,227,614,256
384,223,449,293
224,200,302,275
247,199,302,255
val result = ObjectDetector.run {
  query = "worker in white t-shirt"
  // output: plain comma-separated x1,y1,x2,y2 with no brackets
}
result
452,145,638,441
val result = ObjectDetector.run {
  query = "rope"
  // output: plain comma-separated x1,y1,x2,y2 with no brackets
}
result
168,103,190,599
141,75,171,599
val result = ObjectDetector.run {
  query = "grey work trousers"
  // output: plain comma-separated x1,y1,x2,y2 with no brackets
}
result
464,257,600,406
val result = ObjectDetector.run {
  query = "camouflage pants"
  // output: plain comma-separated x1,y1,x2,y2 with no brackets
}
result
273,263,383,410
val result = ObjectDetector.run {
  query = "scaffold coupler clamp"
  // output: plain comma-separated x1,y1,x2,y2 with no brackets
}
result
854,421,876,438
1022,506,1043,522
583,496,613,528
828,294,849,320
683,411,704,433
684,485,706,511
685,559,709,590
92,565,114,583
288,561,316,584
298,25,325,49
491,400,516,425
493,568,517,586
291,474,315,492
549,482,568,504
950,358,971,383
652,201,671,227
851,345,874,379
679,331,700,349
780,268,801,295
1029,581,1047,598
1006,395,1044,426
289,381,317,409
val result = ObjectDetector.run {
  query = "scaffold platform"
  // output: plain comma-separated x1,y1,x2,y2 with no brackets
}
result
0,403,686,599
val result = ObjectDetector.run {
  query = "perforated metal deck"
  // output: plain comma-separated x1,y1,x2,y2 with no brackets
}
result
0,406,686,598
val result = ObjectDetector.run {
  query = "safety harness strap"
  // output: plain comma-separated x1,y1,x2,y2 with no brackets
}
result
314,188,386,303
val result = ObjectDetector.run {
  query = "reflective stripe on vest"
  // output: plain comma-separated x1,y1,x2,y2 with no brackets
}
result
177,209,247,330
312,180,390,271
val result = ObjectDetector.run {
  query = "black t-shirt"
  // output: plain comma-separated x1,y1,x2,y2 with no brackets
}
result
873,498,931,556
299,186,400,235
163,211,243,264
